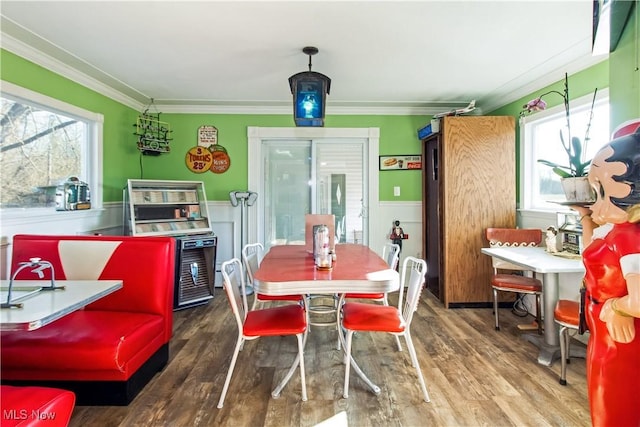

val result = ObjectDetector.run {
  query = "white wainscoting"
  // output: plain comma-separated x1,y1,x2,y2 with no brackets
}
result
0,203,124,279
374,201,423,265
0,200,425,286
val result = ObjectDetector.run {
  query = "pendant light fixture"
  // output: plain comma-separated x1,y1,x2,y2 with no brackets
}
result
288,46,331,127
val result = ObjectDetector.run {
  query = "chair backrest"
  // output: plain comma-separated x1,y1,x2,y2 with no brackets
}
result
221,258,249,327
304,214,336,252
398,256,427,328
242,243,264,286
382,242,400,270
485,228,542,271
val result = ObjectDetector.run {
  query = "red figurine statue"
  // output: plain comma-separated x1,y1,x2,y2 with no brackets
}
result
389,220,405,251
572,126,640,427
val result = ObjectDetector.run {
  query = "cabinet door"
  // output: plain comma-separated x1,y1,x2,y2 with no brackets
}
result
442,116,515,307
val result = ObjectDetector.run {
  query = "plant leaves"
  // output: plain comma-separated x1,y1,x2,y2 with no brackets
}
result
552,167,572,178
571,136,583,161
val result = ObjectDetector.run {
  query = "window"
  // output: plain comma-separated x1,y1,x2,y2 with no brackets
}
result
0,82,103,213
520,89,609,211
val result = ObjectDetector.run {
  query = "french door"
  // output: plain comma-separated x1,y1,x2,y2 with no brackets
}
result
247,127,380,251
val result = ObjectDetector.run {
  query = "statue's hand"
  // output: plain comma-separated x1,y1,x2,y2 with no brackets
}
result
600,299,636,343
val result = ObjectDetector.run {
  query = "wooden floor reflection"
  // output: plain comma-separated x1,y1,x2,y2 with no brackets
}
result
70,291,590,427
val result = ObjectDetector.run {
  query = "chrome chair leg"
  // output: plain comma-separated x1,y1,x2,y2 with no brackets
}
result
493,288,500,330
559,325,569,385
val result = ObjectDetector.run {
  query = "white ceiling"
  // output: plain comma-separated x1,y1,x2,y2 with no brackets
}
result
0,0,606,115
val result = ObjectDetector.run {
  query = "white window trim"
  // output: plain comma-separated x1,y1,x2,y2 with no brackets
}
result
519,87,609,213
0,81,104,222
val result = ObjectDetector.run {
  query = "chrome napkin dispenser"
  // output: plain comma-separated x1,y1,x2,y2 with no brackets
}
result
55,177,91,211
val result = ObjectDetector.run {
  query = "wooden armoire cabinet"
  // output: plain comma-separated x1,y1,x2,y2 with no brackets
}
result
422,116,515,308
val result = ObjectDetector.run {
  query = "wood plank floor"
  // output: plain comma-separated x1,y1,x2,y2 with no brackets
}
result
70,291,590,427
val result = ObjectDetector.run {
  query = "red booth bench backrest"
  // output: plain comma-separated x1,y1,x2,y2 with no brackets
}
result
10,234,176,342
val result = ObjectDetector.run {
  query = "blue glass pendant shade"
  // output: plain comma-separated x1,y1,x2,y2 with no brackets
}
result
288,71,331,127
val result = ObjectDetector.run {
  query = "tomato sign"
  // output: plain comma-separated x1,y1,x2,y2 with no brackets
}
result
208,144,231,174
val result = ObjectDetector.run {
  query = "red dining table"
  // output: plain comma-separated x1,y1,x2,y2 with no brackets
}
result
253,243,399,398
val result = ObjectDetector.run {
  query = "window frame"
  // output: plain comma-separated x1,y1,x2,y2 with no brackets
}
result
0,81,104,220
519,88,609,212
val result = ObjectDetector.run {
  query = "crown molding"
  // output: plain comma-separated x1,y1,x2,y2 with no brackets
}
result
1,17,146,110
1,17,473,116
154,102,477,116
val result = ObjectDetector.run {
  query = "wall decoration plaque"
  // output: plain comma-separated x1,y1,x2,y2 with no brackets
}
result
198,125,218,147
379,155,422,171
185,146,213,173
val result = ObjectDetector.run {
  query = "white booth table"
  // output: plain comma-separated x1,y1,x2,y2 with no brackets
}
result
1,280,123,331
481,246,585,366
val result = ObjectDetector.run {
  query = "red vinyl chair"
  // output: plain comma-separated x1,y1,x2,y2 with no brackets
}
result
217,258,307,408
339,256,430,402
553,299,581,385
343,242,400,305
485,228,543,334
242,243,303,310
340,242,402,350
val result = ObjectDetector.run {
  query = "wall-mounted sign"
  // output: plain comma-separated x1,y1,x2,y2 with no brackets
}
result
198,125,218,146
208,144,231,174
379,155,422,171
185,146,213,173
134,112,172,155
186,125,231,174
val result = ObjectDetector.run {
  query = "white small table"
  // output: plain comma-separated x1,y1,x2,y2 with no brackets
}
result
481,246,585,366
1,280,123,331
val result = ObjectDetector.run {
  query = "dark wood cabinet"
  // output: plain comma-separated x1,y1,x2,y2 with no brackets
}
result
422,116,516,308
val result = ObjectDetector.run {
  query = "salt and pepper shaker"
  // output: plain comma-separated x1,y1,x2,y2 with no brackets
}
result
314,224,332,270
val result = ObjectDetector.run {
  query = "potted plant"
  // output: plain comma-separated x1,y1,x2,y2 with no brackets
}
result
520,73,598,202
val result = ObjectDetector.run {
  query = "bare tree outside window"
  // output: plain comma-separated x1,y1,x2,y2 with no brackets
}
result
1,97,84,208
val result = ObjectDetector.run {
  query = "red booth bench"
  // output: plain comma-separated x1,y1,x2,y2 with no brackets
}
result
1,234,176,406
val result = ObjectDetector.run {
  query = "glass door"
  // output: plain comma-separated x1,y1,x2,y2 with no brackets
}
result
261,139,366,249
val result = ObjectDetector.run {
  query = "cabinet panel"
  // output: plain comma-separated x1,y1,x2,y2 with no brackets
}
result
423,116,515,307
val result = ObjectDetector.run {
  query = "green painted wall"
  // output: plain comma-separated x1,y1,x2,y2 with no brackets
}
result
158,113,427,201
1,49,140,202
609,2,640,127
488,61,610,198
1,49,428,202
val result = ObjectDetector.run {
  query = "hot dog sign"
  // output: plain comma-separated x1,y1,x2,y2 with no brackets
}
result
185,126,231,174
379,155,422,171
